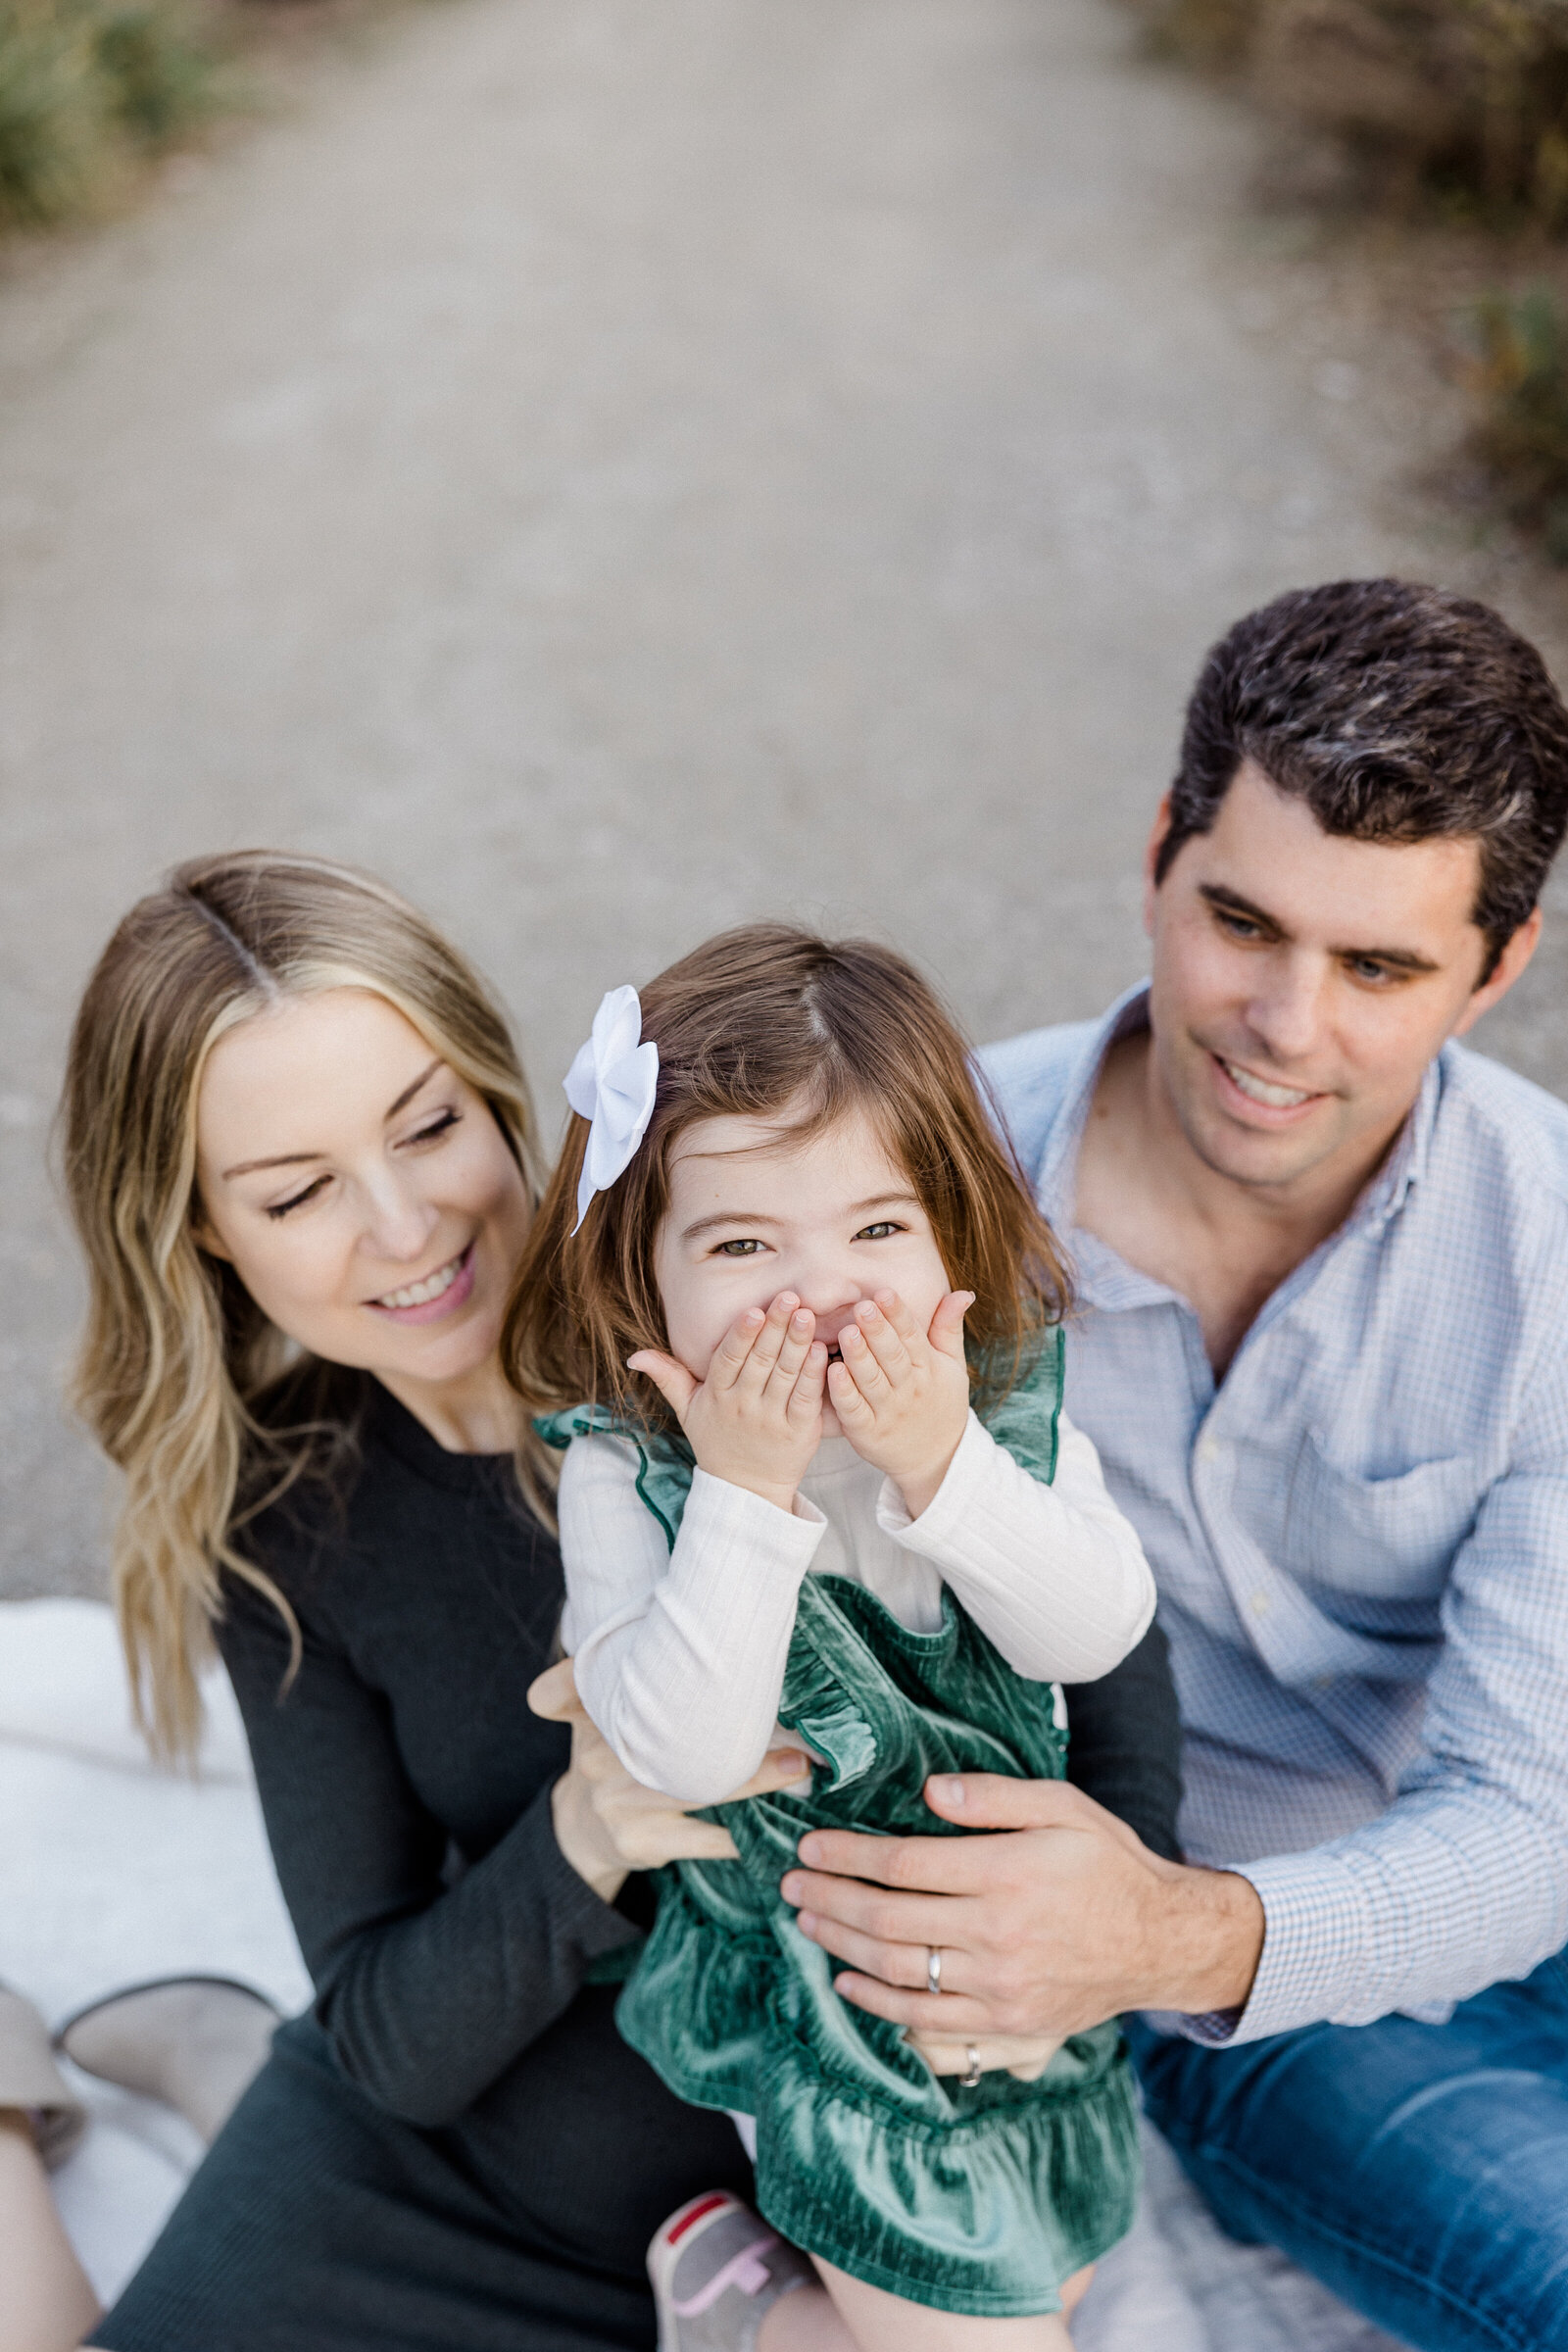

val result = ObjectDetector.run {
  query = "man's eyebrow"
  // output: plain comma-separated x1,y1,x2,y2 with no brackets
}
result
220,1059,445,1180
1199,883,1286,934
1331,940,1442,974
1200,884,1441,974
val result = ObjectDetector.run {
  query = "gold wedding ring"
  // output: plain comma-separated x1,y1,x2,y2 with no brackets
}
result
926,1946,943,1996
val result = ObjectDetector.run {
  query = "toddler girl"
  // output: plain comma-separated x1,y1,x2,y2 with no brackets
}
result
513,926,1157,2349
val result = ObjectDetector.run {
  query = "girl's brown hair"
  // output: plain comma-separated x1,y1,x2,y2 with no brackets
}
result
63,850,546,1761
505,924,1069,1425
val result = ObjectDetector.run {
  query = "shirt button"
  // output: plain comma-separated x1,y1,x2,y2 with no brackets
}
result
1249,1592,1273,1618
1197,1436,1221,1463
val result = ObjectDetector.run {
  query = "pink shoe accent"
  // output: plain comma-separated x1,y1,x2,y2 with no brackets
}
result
664,2191,733,2247
670,2232,781,2318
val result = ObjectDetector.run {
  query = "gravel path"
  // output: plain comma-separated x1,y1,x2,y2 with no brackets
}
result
3,0,1565,1597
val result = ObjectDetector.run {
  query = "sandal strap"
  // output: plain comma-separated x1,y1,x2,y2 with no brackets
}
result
53,1973,282,2051
0,1989,85,2171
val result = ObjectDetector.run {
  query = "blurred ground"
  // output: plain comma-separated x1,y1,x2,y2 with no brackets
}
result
3,0,1565,1598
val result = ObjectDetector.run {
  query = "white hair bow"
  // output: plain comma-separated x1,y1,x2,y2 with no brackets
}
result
564,985,660,1232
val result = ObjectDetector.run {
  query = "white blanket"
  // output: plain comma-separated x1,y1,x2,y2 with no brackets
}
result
0,1600,1400,2344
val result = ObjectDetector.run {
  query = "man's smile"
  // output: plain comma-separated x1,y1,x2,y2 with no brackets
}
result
1210,1052,1328,1116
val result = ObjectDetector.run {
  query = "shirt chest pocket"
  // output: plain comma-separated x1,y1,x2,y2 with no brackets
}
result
1282,1434,1486,1598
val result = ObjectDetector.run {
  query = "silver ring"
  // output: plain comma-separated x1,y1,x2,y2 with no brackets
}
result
960,2045,982,2087
926,1946,943,1996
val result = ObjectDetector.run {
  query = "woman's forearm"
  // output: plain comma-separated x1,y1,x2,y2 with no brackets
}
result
307,1783,642,2126
220,1589,640,2131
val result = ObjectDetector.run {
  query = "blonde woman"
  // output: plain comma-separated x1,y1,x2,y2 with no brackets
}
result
36,852,1179,2352
46,851,808,2352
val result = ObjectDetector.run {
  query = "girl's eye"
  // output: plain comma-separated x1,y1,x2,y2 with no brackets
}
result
714,1239,766,1257
268,1175,330,1220
855,1222,902,1242
405,1107,461,1147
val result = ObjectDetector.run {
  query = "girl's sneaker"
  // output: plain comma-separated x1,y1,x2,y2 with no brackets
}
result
648,2190,814,2352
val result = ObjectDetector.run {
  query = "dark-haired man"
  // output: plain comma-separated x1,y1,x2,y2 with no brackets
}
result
782,580,1568,2349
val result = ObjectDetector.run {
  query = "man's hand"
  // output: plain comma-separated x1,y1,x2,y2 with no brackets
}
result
629,1291,827,1513
828,1288,974,1519
780,1772,1265,2038
530,1659,810,1905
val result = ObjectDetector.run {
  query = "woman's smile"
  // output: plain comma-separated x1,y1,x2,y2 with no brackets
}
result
367,1240,477,1323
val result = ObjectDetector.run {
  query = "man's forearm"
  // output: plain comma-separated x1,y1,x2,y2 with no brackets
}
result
1143,1861,1265,2017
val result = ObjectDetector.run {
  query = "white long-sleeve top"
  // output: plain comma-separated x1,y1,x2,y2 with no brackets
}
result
560,1409,1156,1807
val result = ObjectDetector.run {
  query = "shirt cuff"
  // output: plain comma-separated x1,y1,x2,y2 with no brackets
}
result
683,1465,827,1558
1174,1848,1356,2045
1141,2004,1246,2046
874,1410,991,1544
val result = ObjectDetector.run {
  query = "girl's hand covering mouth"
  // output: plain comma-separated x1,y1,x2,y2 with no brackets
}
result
627,1290,829,1514
826,1287,974,1520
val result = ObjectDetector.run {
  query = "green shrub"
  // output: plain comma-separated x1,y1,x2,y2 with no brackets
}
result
1130,0,1568,227
0,3,106,220
0,0,220,226
1138,0,1263,65
92,0,219,145
1467,288,1568,559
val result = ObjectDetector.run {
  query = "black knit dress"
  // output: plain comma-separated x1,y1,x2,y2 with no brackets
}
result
97,1374,1181,2352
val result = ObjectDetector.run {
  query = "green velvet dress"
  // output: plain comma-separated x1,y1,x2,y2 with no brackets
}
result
539,1336,1140,2318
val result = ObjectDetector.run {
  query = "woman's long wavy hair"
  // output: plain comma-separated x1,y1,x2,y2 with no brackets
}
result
506,923,1070,1428
63,851,545,1762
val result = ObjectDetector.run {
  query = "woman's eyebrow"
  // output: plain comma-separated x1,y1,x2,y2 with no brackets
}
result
221,1148,323,1179
385,1057,444,1119
221,1059,446,1179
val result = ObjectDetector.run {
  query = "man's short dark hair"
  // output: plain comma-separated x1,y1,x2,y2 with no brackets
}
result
1156,579,1568,980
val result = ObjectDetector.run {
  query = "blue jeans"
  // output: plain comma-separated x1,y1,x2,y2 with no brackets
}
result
1127,1949,1568,2352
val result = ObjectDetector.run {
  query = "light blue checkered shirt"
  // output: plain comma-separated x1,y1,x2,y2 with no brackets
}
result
980,985,1568,2045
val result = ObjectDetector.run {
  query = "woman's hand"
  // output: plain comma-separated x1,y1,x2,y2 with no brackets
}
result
906,2027,1062,2082
529,1660,811,1906
828,1288,973,1519
628,1291,828,1513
